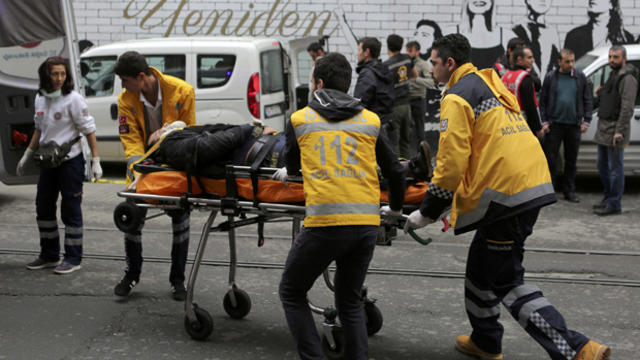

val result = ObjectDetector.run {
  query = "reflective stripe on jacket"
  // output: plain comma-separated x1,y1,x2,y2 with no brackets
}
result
429,63,555,234
290,107,381,227
118,67,196,185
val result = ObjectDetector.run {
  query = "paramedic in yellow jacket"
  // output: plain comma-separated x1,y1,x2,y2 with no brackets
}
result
275,53,405,360
405,34,610,360
113,51,195,301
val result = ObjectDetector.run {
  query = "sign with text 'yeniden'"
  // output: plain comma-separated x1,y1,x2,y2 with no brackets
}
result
123,0,338,38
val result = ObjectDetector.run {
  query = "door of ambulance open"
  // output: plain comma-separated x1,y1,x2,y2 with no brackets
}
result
0,0,82,185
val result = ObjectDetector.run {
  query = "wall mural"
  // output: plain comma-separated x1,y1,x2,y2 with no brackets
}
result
333,0,639,75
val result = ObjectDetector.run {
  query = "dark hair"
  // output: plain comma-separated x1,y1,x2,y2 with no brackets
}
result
559,48,575,58
307,41,325,53
610,44,627,58
359,37,381,59
114,51,150,78
387,34,404,52
507,37,526,52
313,53,352,93
512,46,530,63
38,56,74,95
415,19,444,40
406,40,420,51
431,33,471,67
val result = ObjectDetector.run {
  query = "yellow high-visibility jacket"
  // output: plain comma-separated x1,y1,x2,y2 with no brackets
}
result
289,107,381,227
118,67,195,185
422,63,555,234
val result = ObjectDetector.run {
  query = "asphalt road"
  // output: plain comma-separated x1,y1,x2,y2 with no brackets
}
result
0,169,638,359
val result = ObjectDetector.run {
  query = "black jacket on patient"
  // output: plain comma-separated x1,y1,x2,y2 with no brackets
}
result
153,123,283,178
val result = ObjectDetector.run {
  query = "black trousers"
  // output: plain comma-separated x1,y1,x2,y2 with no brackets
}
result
279,225,377,360
542,123,581,195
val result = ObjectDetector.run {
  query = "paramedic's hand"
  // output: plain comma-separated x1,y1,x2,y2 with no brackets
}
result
380,205,402,224
403,209,435,233
272,167,288,184
16,148,34,176
91,157,103,181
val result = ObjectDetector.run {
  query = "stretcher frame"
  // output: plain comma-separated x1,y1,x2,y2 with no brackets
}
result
115,164,430,355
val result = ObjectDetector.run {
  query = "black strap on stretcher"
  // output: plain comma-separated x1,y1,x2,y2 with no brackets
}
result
220,134,279,247
248,133,281,207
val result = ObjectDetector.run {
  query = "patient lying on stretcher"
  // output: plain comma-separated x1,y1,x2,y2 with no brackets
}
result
141,122,433,183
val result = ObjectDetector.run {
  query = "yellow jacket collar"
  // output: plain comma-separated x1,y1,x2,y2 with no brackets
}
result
443,63,477,94
149,67,176,93
443,62,520,113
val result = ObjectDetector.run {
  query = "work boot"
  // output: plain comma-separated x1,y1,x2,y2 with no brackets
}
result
408,141,433,182
455,335,503,360
573,340,611,360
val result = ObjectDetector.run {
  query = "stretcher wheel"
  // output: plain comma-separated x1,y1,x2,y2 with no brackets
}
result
223,288,252,319
113,201,142,233
321,327,345,359
184,304,213,341
364,301,383,336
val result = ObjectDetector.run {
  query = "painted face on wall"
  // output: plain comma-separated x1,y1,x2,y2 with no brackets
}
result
414,25,436,54
468,0,493,14
526,0,552,15
588,0,610,13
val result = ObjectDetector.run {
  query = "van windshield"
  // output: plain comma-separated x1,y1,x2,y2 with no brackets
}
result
261,49,284,94
575,54,598,71
80,56,117,97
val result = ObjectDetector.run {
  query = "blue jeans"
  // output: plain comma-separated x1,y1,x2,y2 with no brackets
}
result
279,225,377,360
35,154,85,265
596,144,624,211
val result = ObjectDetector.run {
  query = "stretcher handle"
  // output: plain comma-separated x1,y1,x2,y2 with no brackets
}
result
406,224,432,246
392,217,432,246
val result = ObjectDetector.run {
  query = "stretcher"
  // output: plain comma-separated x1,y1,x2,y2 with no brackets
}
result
114,163,434,354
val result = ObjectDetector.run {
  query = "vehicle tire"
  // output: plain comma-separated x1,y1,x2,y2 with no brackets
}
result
223,288,252,319
184,304,213,341
321,327,345,360
364,301,383,336
113,201,142,233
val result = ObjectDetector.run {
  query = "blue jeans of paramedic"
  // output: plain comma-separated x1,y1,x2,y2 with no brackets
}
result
279,225,377,360
36,154,84,265
465,207,589,359
123,208,189,285
597,144,624,211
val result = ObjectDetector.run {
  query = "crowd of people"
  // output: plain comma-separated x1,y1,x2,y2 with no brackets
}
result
15,25,630,359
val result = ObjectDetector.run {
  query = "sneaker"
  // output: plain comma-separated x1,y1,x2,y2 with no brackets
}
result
573,340,610,360
53,262,82,274
114,276,138,297
26,257,61,270
455,335,503,360
408,141,434,182
171,283,187,301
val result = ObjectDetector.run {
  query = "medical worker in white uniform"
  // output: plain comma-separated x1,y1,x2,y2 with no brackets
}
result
17,56,102,274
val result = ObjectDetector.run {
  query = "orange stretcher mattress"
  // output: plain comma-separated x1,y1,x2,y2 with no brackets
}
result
136,171,428,204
